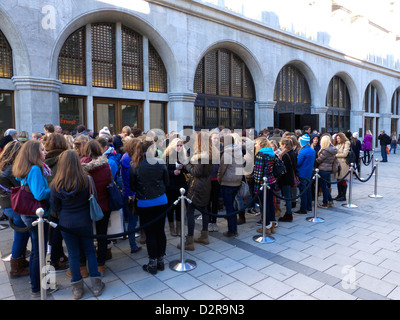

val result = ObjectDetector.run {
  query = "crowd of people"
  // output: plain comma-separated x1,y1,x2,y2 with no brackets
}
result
0,123,397,299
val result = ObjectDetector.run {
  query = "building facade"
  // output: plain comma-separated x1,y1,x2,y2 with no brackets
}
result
0,0,399,146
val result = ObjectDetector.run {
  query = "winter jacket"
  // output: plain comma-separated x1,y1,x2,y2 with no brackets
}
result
103,146,121,180
44,149,65,185
50,184,91,229
81,156,112,212
121,152,134,198
278,150,296,187
315,145,338,173
217,144,243,187
165,156,188,191
362,134,373,151
297,145,316,180
184,152,213,207
253,148,276,194
0,165,19,208
378,133,391,146
129,157,169,201
336,141,350,180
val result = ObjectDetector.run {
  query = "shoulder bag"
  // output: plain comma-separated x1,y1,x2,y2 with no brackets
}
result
273,155,287,179
88,176,104,222
10,180,46,215
288,154,300,188
107,177,124,211
239,175,250,198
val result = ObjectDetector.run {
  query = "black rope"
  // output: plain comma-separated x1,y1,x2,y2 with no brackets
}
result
318,169,351,184
354,165,376,183
8,217,33,233
270,178,314,201
189,188,263,218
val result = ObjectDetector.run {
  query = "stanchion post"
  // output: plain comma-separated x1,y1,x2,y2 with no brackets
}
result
35,208,47,300
169,188,197,272
253,177,275,243
342,163,358,208
307,169,324,223
369,159,383,198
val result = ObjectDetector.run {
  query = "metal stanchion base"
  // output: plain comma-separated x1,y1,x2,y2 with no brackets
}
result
169,260,197,272
368,194,383,198
306,216,325,223
342,203,358,208
253,235,275,243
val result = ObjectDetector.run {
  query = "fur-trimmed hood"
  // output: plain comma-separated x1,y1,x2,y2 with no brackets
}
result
81,155,109,172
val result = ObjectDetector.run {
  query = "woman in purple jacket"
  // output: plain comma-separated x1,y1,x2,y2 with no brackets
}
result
362,130,373,163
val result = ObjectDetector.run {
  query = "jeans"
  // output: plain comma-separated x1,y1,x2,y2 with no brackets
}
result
95,210,111,266
3,208,30,259
122,197,139,250
390,143,397,153
21,215,49,294
61,225,101,282
318,170,333,204
136,204,168,260
221,186,240,234
186,203,209,236
280,185,292,214
381,145,388,162
299,177,312,211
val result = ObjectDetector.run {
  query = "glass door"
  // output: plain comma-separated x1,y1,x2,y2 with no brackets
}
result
94,98,143,134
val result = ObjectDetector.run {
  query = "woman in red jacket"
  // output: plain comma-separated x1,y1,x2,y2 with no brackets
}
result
80,139,112,276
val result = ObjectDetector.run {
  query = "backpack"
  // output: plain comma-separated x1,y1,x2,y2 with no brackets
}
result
345,149,356,165
273,155,287,179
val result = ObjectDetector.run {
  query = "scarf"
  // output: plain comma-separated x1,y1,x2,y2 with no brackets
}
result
41,160,52,177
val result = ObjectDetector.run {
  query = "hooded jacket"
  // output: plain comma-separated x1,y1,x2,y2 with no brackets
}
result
81,156,112,212
217,144,244,187
253,147,276,194
50,184,91,229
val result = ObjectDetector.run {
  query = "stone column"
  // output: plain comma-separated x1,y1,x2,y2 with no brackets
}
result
12,76,62,134
311,105,328,132
380,113,392,134
167,92,197,134
350,110,364,137
256,100,275,131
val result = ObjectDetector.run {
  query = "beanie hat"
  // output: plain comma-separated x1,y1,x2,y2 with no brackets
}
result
4,128,17,138
352,132,358,139
99,126,112,140
299,134,310,147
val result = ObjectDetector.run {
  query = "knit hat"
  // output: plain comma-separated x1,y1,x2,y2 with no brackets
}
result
4,128,17,138
99,126,112,140
352,132,359,139
299,134,310,147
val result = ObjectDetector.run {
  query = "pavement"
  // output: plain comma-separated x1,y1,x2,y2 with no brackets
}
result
0,150,399,301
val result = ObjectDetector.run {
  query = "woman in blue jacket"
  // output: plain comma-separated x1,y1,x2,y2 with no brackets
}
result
12,140,53,297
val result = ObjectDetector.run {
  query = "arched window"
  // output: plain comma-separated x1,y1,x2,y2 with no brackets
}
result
364,83,379,113
194,48,255,130
122,25,143,90
149,42,167,93
58,27,86,85
0,30,12,78
325,76,351,133
391,88,400,116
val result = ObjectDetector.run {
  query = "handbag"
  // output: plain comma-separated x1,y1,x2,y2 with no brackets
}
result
239,176,250,198
288,154,300,188
273,155,287,179
88,176,104,222
386,146,390,154
10,180,46,215
107,179,123,211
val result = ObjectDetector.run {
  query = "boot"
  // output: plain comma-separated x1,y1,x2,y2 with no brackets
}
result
175,221,181,236
194,230,209,245
333,185,342,201
142,258,158,275
90,277,105,297
169,222,177,236
71,279,84,300
278,213,293,222
275,208,281,218
340,185,347,201
67,265,89,278
177,236,194,251
271,221,278,233
157,256,165,271
237,212,246,225
10,257,29,278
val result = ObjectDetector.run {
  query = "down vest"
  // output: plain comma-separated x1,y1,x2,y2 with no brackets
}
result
315,145,338,172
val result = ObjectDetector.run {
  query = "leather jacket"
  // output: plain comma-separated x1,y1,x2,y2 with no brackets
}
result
129,158,169,200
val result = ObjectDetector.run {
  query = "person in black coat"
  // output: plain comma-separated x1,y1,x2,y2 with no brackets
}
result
351,132,362,173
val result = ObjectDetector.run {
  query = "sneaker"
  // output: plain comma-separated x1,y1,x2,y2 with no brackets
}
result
318,203,329,209
212,223,219,232
130,246,142,254
31,286,59,298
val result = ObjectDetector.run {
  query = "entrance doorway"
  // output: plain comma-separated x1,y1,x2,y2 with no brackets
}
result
275,112,319,133
94,98,143,134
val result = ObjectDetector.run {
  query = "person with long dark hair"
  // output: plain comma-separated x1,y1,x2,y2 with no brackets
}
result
50,150,105,299
130,137,169,274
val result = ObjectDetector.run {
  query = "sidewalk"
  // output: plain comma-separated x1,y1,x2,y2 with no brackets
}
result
0,151,399,300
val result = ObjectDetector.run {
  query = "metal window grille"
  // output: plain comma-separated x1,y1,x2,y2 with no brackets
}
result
92,23,116,88
392,89,400,115
148,42,167,93
58,27,86,85
0,30,12,78
274,65,311,104
122,25,143,91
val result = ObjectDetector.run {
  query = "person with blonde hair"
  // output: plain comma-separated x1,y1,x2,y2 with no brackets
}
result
163,137,188,236
333,132,350,201
315,135,337,208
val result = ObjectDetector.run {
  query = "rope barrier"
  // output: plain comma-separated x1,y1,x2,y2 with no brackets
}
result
269,178,314,201
8,217,33,233
353,165,376,183
318,169,351,184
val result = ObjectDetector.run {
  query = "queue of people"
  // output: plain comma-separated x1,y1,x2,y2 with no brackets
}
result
0,123,391,299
